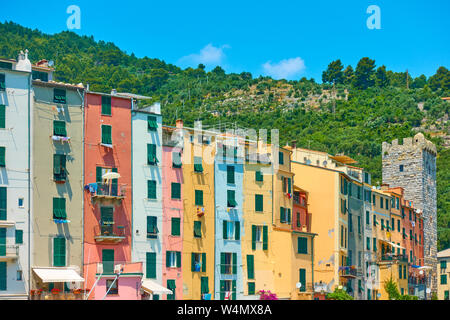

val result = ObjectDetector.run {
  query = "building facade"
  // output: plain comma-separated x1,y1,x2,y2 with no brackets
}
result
437,248,450,300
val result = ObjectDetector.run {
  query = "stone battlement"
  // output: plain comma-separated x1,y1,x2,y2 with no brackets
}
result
382,133,437,156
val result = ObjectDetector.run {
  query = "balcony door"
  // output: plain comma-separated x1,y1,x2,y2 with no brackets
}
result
101,207,114,235
102,249,114,274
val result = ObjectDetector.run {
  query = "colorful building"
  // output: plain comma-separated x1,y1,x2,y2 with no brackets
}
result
181,122,215,300
160,123,184,300
437,248,450,300
214,134,244,300
0,53,32,300
83,90,141,300
131,102,167,299
31,72,85,299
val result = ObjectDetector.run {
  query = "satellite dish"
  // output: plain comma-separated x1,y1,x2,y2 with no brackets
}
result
48,60,54,67
296,282,302,289
426,288,431,294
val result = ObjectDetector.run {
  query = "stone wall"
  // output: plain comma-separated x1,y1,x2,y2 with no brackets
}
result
381,133,437,293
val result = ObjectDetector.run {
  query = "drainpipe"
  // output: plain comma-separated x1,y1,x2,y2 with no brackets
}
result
27,72,32,298
130,98,134,257
213,152,216,300
311,234,315,298
78,87,85,298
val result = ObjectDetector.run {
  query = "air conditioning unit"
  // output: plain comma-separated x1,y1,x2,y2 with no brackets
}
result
96,263,103,274
114,264,123,274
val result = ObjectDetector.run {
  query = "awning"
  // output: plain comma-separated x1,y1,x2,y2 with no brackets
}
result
33,267,84,283
141,280,172,295
388,242,405,249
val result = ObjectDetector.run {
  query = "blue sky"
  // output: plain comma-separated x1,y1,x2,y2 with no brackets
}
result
1,0,449,81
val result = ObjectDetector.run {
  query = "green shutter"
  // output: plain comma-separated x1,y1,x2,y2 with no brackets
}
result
0,74,5,91
0,262,6,291
0,147,5,167
147,115,158,130
191,253,195,271
53,120,67,137
0,229,5,256
299,269,306,292
232,280,236,300
227,166,235,184
255,194,263,212
176,251,181,268
0,187,6,220
235,221,240,240
101,96,111,115
147,144,157,165
194,221,202,238
201,276,209,294
223,221,228,240
233,253,237,274
53,198,67,220
53,237,66,267
280,207,285,223
171,183,181,199
172,152,182,168
0,105,5,129
53,154,66,180
248,282,255,295
220,281,225,300
53,88,66,104
201,253,206,272
146,252,156,278
195,190,203,206
287,208,291,224
166,251,171,267
171,218,180,236
279,151,284,165
288,178,291,193
227,190,237,207
255,170,263,182
101,125,112,145
247,255,254,279
96,167,103,183
252,225,256,250
263,226,268,250
194,157,203,172
220,253,226,274
298,237,308,254
167,280,176,300
147,180,157,199
147,216,158,238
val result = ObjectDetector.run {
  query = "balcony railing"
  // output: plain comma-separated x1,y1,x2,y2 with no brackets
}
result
94,224,126,244
88,183,126,201
379,254,408,263
96,261,143,277
339,267,359,278
0,244,19,261
296,284,314,293
30,290,85,300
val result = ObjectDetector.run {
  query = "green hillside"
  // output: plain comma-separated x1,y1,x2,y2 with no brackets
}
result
1,21,449,249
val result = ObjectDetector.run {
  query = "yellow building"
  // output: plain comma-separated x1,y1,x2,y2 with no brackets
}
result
180,124,216,300
241,145,274,299
290,153,349,296
437,248,450,300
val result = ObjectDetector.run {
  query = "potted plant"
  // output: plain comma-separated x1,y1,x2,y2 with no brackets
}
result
258,290,278,300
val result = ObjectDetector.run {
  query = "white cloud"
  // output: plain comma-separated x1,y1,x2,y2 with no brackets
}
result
178,44,230,68
262,57,306,80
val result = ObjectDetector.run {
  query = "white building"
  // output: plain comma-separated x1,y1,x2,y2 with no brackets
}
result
131,102,164,290
0,51,33,299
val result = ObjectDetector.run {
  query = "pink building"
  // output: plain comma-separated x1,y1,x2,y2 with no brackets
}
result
161,126,184,300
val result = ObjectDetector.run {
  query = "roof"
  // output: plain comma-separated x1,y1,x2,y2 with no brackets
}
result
115,92,152,100
437,248,450,258
33,267,84,283
293,185,308,194
141,280,172,295
442,97,450,101
32,80,84,90
329,155,358,165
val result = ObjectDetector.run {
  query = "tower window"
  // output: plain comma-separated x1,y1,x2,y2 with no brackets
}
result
399,165,404,172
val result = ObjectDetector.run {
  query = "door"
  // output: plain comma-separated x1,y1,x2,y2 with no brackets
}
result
299,268,306,292
102,249,114,274
101,207,114,235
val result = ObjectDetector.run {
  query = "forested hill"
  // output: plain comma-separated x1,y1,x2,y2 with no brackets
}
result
1,21,449,249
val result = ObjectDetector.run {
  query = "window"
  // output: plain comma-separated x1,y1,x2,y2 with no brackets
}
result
52,197,67,220
255,170,263,182
280,207,291,224
247,255,255,279
194,156,203,173
201,277,209,295
15,230,23,244
381,219,384,231
147,144,157,165
191,252,206,272
380,197,383,209
195,190,203,206
147,216,158,239
299,269,306,292
366,211,370,225
340,225,344,247
0,105,5,129
255,194,263,212
385,199,389,209
220,252,237,275
0,147,5,167
441,275,447,285
358,216,361,234
223,221,240,240
106,279,118,295
227,166,235,184
373,238,377,252
441,260,447,271
53,88,66,104
167,280,176,300
366,237,370,251
171,183,181,200
146,252,156,278
172,152,182,168
0,187,6,221
53,120,67,137
279,151,284,165
53,237,66,267
403,228,407,239
227,190,237,207
340,199,347,214
101,125,112,145
100,207,113,235
0,74,5,91
16,270,22,281
147,115,158,131
298,237,308,254
399,165,404,172
373,215,377,227
53,154,66,181
171,217,180,236
248,282,255,295
372,194,376,205
101,96,111,115
398,265,402,279
32,70,48,82
194,221,202,238
147,180,157,199
166,251,181,268
102,249,114,274
252,225,268,250
18,198,24,208
397,219,400,232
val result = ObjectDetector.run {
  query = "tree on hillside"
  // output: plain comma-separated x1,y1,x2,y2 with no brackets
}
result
322,59,344,85
429,66,450,92
353,57,376,89
343,65,354,86
375,65,389,88
411,74,427,89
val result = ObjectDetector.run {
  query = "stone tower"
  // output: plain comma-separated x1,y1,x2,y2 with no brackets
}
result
382,133,437,293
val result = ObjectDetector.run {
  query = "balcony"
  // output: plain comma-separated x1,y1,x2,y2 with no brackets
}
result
378,254,408,264
94,224,126,244
0,244,19,261
96,261,143,277
0,220,15,228
30,290,85,300
339,267,359,278
87,183,126,203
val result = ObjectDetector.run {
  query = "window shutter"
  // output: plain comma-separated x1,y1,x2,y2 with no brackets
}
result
223,221,228,240
227,190,236,207
227,166,235,184
233,253,237,274
101,96,111,115
194,221,202,238
279,151,284,165
288,178,291,193
101,125,112,145
147,144,157,165
263,226,268,250
235,221,240,240
53,237,66,267
252,225,256,250
0,187,6,220
255,170,263,182
0,105,5,129
146,252,156,278
191,253,195,271
232,280,236,300
220,281,225,300
299,269,306,292
147,180,157,199
194,157,203,172
247,255,254,279
96,167,103,183
287,208,291,224
255,194,263,212
201,276,209,294
0,147,5,167
53,120,67,137
280,207,285,223
147,115,158,131
171,218,180,236
0,229,6,256
172,152,182,168
220,253,226,274
248,282,255,295
0,262,6,291
201,253,206,272
171,183,181,199
298,237,308,254
195,190,203,206
53,88,66,104
176,251,181,268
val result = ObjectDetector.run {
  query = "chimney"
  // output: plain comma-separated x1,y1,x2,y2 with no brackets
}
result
176,119,183,129
380,183,389,191
15,49,32,72
111,89,117,95
291,140,297,149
